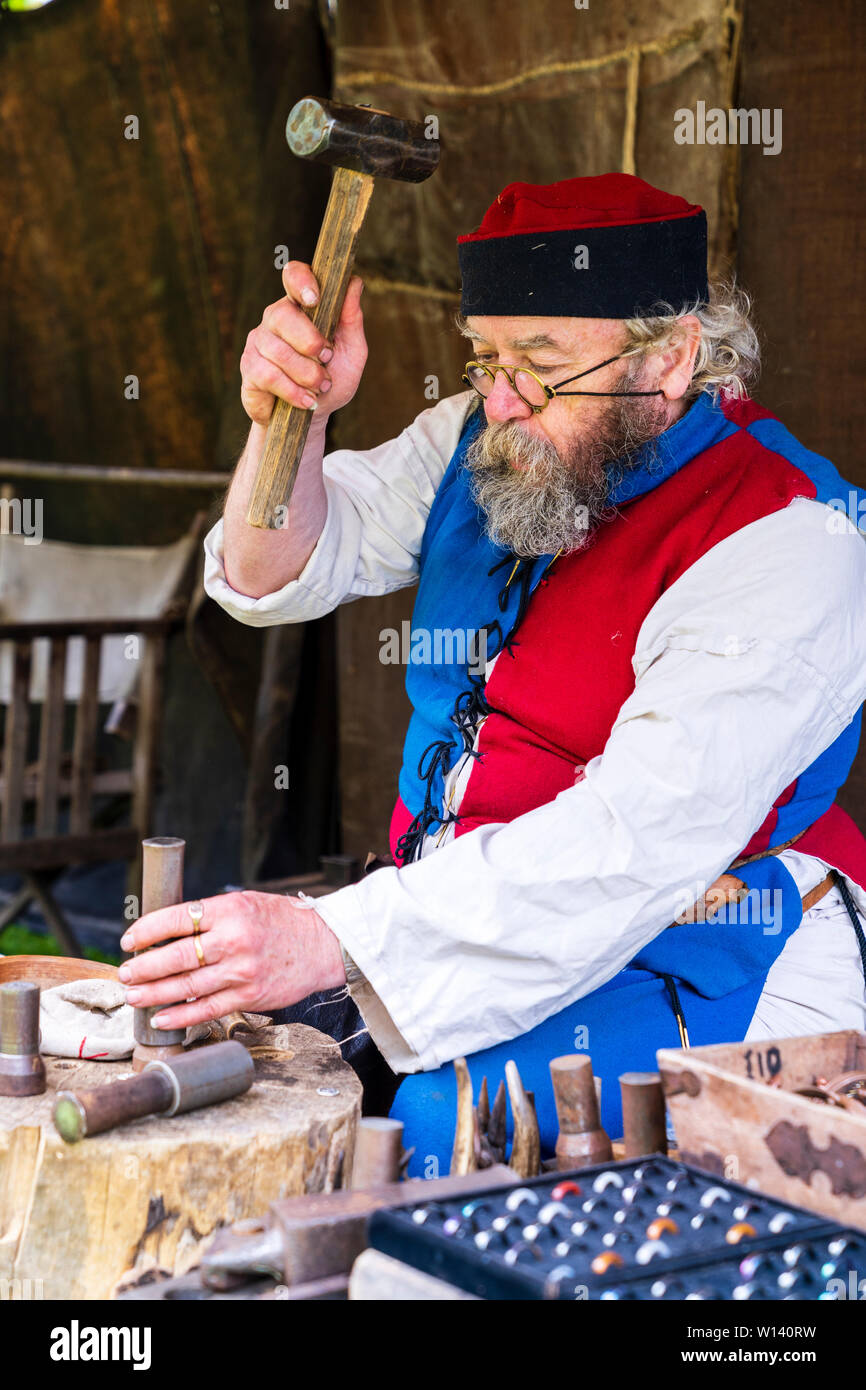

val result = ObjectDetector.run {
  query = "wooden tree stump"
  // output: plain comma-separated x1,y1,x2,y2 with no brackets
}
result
0,1024,360,1300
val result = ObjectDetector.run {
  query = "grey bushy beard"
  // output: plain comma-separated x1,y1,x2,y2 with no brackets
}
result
464,361,669,557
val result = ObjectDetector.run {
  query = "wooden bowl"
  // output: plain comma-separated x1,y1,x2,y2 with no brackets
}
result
0,955,118,991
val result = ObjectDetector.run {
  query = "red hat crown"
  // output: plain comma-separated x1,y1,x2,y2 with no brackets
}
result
459,173,704,243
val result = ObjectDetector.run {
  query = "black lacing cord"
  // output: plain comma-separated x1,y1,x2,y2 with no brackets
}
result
397,555,539,863
452,675,493,753
835,872,866,988
503,562,535,657
394,739,459,865
662,973,691,1049
397,542,566,865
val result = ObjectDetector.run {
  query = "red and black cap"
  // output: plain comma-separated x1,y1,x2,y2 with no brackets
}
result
458,173,709,319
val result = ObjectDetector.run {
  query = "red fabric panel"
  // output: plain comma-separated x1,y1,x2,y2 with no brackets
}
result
795,804,866,890
719,393,776,428
738,779,798,859
389,796,414,866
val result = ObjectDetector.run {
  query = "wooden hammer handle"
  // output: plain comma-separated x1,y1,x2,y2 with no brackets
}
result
246,166,374,530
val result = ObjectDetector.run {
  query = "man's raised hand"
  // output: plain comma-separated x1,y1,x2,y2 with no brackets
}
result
240,265,367,426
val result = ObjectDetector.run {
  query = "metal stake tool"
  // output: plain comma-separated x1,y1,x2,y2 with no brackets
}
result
131,836,186,1072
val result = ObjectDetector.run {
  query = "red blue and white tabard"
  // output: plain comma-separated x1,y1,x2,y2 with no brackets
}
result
383,388,866,1163
390,388,866,1005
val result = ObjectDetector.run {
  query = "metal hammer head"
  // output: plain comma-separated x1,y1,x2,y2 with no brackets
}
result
286,97,440,183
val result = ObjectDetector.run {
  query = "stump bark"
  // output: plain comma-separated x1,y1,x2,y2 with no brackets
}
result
0,1024,360,1299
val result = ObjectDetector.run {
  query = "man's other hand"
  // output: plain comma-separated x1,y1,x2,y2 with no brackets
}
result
117,891,346,1029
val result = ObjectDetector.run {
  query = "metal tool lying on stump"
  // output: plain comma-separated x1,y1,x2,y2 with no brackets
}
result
246,96,440,529
0,980,45,1097
53,1040,254,1143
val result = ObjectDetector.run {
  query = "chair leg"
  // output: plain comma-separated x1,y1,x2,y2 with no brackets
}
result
27,871,84,958
0,881,37,934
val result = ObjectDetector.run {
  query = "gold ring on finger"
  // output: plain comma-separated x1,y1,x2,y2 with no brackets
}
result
187,902,205,967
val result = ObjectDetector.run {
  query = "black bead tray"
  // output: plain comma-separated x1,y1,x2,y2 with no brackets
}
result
368,1157,858,1300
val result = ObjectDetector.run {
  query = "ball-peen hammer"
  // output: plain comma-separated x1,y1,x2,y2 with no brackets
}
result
245,96,441,530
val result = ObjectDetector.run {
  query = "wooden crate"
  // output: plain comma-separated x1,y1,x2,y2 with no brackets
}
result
658,1030,866,1231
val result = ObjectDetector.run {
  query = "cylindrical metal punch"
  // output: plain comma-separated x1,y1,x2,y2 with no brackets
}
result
350,1117,405,1189
549,1054,613,1170
132,836,187,1068
0,980,46,1097
619,1071,669,1159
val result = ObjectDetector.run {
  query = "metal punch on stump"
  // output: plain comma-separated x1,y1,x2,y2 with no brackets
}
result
0,980,45,1097
350,1118,409,1189
131,837,187,1072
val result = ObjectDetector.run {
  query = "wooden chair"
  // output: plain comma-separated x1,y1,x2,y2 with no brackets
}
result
0,513,206,955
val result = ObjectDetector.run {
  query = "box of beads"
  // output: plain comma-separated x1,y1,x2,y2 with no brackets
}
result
659,1030,866,1231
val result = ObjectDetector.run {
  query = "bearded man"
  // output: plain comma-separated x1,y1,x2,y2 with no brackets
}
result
118,175,866,1171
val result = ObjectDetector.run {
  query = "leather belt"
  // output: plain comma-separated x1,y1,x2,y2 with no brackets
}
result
801,868,838,914
675,868,837,924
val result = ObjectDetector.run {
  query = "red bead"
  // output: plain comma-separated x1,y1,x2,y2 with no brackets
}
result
551,1181,582,1200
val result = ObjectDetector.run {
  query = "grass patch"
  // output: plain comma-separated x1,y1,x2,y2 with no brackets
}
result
0,922,121,966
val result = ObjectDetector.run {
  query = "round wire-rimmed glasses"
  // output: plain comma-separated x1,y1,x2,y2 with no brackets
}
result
462,352,663,412
462,361,554,411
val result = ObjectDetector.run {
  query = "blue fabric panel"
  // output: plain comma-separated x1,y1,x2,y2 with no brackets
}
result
746,417,866,517
771,712,863,847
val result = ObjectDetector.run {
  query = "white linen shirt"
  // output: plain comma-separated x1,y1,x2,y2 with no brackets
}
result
204,393,866,1072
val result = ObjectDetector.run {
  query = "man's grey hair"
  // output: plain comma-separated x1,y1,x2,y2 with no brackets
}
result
621,279,761,402
456,278,761,403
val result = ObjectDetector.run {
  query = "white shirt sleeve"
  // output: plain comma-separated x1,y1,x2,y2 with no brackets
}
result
315,498,866,1072
202,392,475,627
